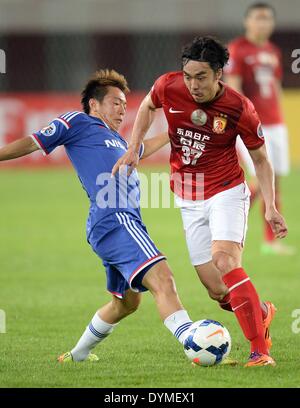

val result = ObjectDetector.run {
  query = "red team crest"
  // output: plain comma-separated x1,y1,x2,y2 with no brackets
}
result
212,115,227,134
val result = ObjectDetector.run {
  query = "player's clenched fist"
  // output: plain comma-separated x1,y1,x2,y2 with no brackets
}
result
111,147,139,177
265,208,288,239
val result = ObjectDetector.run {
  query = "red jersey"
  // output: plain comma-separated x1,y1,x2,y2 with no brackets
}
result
150,71,264,200
224,36,283,125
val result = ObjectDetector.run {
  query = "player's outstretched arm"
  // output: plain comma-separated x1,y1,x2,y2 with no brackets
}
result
141,132,169,159
0,136,39,162
130,93,157,151
249,145,288,239
112,93,157,176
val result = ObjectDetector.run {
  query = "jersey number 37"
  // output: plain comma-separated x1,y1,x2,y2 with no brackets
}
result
182,146,202,165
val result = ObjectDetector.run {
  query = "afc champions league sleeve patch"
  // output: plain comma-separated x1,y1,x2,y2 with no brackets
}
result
257,123,264,139
40,122,57,137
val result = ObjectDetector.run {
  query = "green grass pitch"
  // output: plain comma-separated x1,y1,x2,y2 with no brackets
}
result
0,166,299,388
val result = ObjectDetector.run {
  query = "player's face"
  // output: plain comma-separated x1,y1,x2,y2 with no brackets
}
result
245,8,275,41
183,60,222,104
93,86,127,131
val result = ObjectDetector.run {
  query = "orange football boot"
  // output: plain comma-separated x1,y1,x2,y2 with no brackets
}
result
263,301,277,351
244,352,276,367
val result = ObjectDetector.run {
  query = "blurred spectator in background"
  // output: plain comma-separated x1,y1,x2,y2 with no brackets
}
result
224,2,295,255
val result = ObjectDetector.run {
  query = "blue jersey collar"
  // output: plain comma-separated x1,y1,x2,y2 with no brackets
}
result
89,114,110,129
89,114,127,145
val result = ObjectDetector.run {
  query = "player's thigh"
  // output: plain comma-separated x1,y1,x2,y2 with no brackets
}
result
104,263,130,300
112,288,142,313
142,259,177,295
111,214,166,293
180,206,212,266
209,183,250,250
89,213,165,298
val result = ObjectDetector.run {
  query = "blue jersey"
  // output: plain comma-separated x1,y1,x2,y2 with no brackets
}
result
31,111,144,239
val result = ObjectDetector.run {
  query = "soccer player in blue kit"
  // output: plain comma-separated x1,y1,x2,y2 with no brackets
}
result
0,69,195,362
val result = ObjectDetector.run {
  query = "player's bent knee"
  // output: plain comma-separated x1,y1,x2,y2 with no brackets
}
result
142,262,177,296
212,251,239,275
198,273,228,300
123,299,140,315
122,303,139,315
207,288,227,302
112,295,141,317
150,274,177,296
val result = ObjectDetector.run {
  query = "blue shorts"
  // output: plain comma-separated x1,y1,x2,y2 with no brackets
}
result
88,212,166,299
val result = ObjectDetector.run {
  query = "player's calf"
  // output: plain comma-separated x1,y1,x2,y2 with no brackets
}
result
62,291,141,362
211,243,270,356
142,260,181,319
142,260,193,344
100,292,142,323
193,262,230,306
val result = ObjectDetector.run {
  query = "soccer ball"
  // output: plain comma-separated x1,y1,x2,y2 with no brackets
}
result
183,319,231,366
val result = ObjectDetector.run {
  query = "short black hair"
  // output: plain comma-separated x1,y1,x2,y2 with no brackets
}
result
245,2,276,18
181,36,229,72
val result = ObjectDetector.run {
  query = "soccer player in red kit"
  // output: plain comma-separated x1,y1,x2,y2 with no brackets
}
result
224,2,294,255
113,36,288,367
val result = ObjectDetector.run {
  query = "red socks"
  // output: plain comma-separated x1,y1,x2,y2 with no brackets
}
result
218,294,267,320
222,268,268,355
